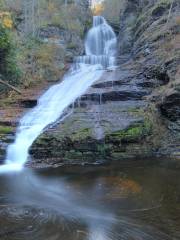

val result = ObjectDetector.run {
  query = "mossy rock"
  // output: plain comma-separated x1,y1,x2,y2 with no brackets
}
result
0,126,14,134
71,128,92,141
106,121,152,143
64,150,83,160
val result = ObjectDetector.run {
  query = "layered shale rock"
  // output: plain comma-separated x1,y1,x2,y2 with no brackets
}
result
29,67,163,168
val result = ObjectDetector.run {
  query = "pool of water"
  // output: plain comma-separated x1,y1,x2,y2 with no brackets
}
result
0,161,179,240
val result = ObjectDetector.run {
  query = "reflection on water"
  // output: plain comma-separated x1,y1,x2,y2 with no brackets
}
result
0,162,180,240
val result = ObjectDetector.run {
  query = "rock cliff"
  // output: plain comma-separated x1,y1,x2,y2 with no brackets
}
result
1,0,180,167
28,0,180,168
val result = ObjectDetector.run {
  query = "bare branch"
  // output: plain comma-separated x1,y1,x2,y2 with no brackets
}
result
0,79,21,94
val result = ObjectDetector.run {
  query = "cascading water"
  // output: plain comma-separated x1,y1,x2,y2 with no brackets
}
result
75,16,117,68
0,16,117,173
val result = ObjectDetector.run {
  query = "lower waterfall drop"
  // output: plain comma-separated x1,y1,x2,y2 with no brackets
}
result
0,16,117,173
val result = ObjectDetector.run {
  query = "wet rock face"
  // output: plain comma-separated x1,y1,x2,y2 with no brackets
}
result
160,92,180,121
0,127,15,164
118,0,140,55
29,67,161,168
143,66,170,85
151,3,171,17
117,0,180,155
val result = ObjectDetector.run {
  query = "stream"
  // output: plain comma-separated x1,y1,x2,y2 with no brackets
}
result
0,162,180,240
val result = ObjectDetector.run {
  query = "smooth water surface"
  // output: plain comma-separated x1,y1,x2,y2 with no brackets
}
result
0,162,179,240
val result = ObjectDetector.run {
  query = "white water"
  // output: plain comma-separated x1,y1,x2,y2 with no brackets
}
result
0,16,117,173
75,16,117,69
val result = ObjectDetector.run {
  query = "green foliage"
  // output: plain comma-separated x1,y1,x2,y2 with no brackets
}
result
16,36,66,86
0,0,5,9
0,23,21,88
0,24,10,48
0,0,90,92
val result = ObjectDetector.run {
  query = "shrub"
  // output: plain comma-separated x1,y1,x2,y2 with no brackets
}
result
0,23,21,88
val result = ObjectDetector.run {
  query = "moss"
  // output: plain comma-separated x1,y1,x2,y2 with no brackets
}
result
96,143,112,157
127,107,142,114
71,128,91,141
64,150,83,160
0,126,13,134
106,121,152,143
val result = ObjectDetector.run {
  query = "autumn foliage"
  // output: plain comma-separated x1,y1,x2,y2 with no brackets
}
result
0,11,13,28
91,3,104,16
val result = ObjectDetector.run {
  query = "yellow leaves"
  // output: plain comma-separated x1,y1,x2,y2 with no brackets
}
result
2,16,13,28
91,3,104,16
47,2,56,13
0,11,13,29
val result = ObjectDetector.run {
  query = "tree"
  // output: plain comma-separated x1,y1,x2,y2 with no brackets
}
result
23,0,40,37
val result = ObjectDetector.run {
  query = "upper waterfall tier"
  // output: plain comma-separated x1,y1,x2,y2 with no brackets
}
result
85,16,117,56
74,16,117,69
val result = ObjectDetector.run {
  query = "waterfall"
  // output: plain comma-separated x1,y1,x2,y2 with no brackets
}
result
0,16,117,173
75,16,117,69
